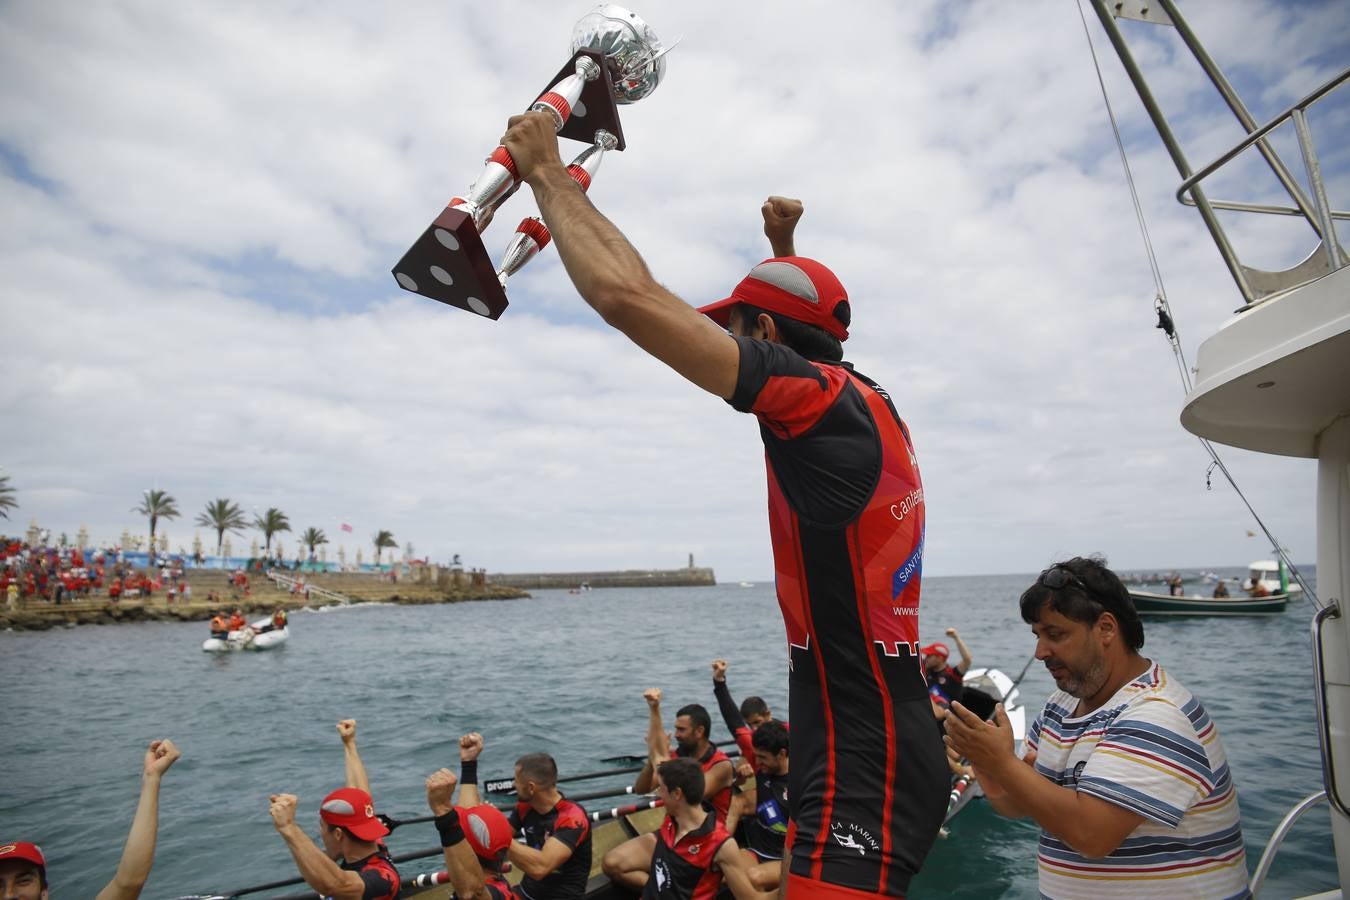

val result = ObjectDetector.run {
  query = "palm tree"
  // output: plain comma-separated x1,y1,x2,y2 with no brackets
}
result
133,489,179,569
301,527,328,559
195,499,247,567
372,530,397,566
0,474,16,520
253,507,291,559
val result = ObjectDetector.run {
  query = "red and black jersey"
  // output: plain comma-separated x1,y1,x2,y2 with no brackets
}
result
729,337,948,896
926,665,963,708
641,811,732,900
674,743,733,825
481,874,515,900
335,846,401,900
508,797,592,900
710,679,790,860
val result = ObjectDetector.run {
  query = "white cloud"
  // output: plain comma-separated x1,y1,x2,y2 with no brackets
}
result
1,0,1343,578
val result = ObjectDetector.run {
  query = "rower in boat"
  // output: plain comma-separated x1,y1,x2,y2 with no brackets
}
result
423,768,517,900
453,733,593,900
603,689,734,889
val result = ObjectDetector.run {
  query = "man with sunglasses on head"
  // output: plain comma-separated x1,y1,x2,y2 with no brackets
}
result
944,556,1249,899
502,110,946,900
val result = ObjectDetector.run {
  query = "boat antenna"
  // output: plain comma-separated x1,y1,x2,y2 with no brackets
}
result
1073,0,1320,607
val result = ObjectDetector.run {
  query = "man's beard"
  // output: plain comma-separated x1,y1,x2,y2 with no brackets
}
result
1055,650,1110,700
676,738,699,757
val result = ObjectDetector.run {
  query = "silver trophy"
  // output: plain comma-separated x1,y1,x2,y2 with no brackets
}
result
392,5,668,320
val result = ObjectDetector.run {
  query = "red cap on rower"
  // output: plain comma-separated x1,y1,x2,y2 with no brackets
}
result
319,788,389,842
698,257,849,342
0,842,46,877
459,804,514,872
920,642,950,660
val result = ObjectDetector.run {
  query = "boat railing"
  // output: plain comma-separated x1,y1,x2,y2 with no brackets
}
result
1313,601,1350,819
265,568,351,606
1089,0,1348,304
1248,790,1328,897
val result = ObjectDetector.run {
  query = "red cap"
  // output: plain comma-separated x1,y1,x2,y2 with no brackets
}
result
459,804,514,872
319,788,389,842
0,841,46,874
920,642,950,660
698,257,849,342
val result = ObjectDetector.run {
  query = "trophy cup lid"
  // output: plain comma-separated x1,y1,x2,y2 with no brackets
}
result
571,5,666,104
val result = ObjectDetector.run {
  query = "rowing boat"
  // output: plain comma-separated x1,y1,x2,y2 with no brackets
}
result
1127,589,1290,616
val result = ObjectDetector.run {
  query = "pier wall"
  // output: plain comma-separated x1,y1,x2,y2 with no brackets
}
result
487,567,716,590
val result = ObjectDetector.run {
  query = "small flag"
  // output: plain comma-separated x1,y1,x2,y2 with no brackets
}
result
341,523,353,533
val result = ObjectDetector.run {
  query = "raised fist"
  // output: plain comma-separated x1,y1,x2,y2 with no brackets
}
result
269,793,298,830
643,687,662,708
425,768,458,815
144,739,181,778
459,732,484,762
337,719,357,744
762,195,804,255
711,660,728,682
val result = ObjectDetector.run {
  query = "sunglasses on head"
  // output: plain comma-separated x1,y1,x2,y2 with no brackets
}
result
1038,565,1092,596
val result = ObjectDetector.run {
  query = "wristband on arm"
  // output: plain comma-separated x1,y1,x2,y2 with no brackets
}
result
434,808,465,847
460,759,478,785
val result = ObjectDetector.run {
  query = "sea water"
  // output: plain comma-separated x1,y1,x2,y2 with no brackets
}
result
1,572,1336,898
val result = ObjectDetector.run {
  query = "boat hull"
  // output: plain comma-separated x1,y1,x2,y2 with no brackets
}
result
201,619,290,652
1128,589,1289,616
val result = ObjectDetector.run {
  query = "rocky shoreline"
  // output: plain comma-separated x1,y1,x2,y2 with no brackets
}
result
0,584,529,632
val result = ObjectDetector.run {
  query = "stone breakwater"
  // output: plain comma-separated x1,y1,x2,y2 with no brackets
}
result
487,566,716,590
0,577,528,632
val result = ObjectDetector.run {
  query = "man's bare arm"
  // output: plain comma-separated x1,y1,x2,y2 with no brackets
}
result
502,112,740,400
427,769,491,900
337,719,370,793
270,794,368,900
635,687,665,793
94,739,180,900
716,839,779,900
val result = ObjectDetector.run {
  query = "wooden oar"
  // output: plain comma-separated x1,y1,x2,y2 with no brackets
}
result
484,762,645,794
601,737,741,764
588,797,664,822
378,782,650,833
190,845,445,899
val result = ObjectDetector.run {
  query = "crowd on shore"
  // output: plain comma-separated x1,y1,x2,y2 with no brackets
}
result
0,534,272,610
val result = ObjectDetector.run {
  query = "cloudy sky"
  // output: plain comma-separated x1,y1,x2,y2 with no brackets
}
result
2,1,1346,580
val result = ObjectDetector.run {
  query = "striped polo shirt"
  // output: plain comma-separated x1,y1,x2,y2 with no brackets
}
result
1026,662,1250,899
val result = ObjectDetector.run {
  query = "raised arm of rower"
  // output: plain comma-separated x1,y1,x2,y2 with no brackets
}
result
634,687,667,794
502,111,740,400
337,719,369,794
426,769,491,900
712,658,755,762
94,739,180,900
945,627,974,675
269,794,368,900
457,732,484,807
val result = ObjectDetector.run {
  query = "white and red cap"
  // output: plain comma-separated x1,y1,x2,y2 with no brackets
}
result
319,788,389,842
459,804,514,872
698,257,850,342
0,842,46,878
920,642,950,660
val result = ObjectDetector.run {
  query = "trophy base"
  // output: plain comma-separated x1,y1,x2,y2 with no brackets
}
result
551,50,627,152
391,207,508,319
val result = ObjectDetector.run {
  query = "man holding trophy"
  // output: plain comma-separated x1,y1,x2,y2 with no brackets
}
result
498,107,946,900
398,7,947,895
